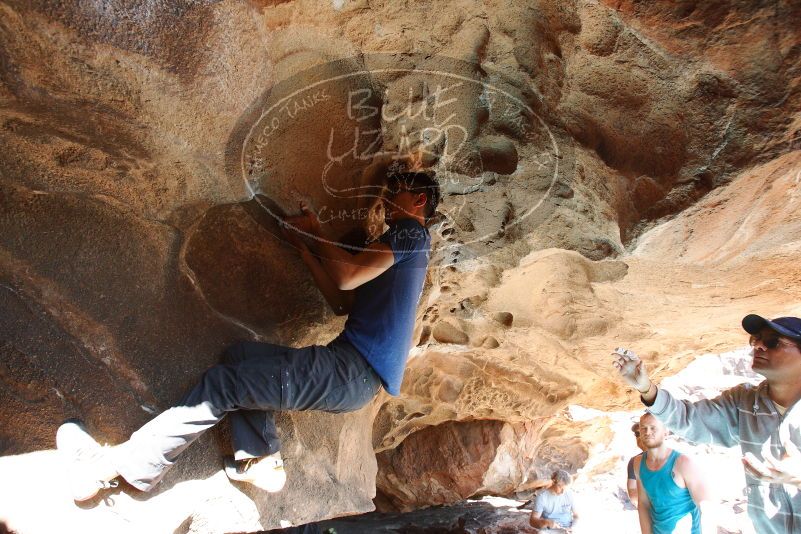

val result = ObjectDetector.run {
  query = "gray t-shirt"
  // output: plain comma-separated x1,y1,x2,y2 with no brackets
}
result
534,488,575,528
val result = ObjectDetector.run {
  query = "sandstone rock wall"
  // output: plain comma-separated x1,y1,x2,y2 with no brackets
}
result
0,0,799,531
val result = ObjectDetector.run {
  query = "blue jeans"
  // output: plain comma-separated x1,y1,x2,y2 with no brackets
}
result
112,337,382,491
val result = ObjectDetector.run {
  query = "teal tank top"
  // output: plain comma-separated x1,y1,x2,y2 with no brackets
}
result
639,450,701,534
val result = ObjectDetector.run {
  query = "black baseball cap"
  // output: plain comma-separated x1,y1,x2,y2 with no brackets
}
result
742,314,801,341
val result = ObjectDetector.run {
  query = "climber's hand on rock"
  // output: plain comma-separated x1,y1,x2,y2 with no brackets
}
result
283,201,321,236
279,222,308,252
612,347,652,394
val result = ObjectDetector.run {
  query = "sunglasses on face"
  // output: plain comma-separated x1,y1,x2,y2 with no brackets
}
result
749,334,794,350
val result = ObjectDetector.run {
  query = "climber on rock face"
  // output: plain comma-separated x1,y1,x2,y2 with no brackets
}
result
57,170,440,502
612,314,801,534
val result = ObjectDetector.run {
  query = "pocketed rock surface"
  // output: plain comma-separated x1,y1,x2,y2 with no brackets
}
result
0,0,799,531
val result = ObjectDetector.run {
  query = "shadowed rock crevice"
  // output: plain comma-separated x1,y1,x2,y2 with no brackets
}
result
182,200,328,341
376,420,505,512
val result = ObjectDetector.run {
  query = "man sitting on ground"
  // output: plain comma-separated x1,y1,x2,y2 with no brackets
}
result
57,170,440,501
529,469,579,532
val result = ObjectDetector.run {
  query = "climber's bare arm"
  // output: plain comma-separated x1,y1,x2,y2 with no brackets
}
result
281,225,355,315
284,203,394,291
300,247,356,315
315,240,394,291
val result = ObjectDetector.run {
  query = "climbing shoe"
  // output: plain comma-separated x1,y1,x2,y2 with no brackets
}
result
224,451,286,492
56,419,119,502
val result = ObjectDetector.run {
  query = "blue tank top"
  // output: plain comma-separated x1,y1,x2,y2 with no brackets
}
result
639,450,700,534
340,219,430,396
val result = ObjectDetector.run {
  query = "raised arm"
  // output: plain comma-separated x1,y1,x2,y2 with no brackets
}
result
648,387,741,447
285,203,395,290
678,455,717,534
613,348,741,447
281,225,354,315
299,245,355,315
317,239,394,291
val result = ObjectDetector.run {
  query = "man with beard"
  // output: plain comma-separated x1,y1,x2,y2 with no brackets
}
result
613,314,801,533
633,413,713,534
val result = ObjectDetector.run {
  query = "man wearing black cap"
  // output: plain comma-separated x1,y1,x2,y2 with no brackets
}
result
612,314,801,534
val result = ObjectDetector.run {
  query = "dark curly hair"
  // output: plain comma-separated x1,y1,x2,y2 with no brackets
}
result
386,171,441,222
